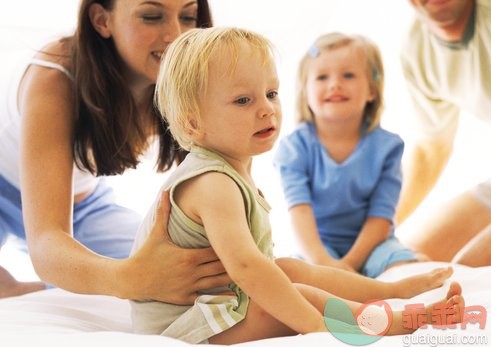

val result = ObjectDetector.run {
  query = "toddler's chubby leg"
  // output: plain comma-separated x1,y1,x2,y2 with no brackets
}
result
275,257,452,302
209,269,463,343
394,266,453,299
208,291,300,344
208,283,332,344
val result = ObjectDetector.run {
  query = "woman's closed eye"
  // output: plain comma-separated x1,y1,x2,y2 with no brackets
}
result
140,11,197,26
180,13,198,26
142,13,163,22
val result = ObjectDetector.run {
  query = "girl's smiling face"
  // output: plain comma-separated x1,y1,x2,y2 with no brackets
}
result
306,43,374,127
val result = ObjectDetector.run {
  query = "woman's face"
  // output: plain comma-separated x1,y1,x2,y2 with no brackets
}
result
104,0,199,89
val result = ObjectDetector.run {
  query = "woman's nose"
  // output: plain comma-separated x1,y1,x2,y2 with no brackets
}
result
162,19,183,43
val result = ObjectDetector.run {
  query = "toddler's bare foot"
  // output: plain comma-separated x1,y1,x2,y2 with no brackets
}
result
427,281,465,326
396,266,453,299
0,266,45,298
408,282,464,331
389,282,464,335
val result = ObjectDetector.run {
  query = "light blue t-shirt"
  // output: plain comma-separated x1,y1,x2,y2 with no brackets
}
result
273,122,404,256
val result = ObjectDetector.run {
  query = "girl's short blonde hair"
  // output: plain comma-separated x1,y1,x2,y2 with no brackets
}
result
295,32,385,132
155,27,275,150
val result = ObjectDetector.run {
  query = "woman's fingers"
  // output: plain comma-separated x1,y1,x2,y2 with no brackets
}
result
148,190,172,243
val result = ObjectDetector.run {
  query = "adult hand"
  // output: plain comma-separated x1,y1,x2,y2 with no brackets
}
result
0,266,45,298
122,191,231,304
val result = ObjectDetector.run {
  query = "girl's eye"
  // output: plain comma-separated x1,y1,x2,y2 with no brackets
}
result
317,74,327,81
267,91,278,99
235,97,250,105
343,72,355,79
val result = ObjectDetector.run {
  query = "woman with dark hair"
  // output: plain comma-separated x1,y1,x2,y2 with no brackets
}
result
0,0,227,302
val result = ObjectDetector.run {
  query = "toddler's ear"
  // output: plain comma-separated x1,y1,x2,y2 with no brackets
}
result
187,118,203,139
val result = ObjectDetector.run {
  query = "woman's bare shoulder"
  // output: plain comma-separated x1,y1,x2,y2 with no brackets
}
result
19,39,75,114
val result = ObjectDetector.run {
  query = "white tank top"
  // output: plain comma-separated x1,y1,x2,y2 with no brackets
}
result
0,55,99,195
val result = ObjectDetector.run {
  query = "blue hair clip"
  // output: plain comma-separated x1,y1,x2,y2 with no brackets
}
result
308,45,319,58
373,68,380,81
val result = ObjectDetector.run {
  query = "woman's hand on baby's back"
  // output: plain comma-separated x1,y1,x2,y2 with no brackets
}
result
122,191,231,304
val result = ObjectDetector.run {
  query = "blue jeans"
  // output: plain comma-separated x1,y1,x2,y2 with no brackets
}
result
0,174,141,259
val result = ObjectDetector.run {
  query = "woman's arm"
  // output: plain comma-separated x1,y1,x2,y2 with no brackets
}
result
18,58,228,303
396,137,454,224
397,55,459,224
178,172,325,334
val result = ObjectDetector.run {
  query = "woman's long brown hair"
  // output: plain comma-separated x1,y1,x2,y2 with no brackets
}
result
72,0,213,176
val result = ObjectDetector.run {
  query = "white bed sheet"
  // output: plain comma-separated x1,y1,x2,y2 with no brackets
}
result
1,262,490,347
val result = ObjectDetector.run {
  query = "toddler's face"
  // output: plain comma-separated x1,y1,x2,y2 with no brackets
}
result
195,42,282,163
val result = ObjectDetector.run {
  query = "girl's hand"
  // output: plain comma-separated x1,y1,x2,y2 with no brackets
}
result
121,191,231,304
338,259,357,273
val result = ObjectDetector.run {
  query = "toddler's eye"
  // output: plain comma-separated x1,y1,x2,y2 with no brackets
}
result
235,97,250,105
267,91,278,99
343,72,355,79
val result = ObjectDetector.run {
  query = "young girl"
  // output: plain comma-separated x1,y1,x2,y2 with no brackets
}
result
274,32,417,278
130,27,464,344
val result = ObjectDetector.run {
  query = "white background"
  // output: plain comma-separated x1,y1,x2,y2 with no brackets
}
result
1,0,491,280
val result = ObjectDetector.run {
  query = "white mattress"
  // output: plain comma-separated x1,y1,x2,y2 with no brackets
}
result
1,262,490,346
